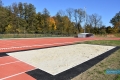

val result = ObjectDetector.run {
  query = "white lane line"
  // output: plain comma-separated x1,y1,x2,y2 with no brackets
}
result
0,58,36,79
1,68,36,80
0,42,75,50
0,55,35,69
0,61,20,66
0,40,94,51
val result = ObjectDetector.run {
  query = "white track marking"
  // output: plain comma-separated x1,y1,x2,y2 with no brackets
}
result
0,61,20,66
0,56,36,71
0,38,101,50
0,58,36,79
1,68,36,80
0,41,79,50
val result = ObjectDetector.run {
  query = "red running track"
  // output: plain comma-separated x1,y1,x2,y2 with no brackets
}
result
0,37,120,80
0,37,102,53
0,37,119,53
0,56,35,80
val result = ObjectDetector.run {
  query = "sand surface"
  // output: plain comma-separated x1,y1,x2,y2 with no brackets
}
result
8,44,115,75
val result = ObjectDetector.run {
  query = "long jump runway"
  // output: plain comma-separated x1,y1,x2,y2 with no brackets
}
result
0,37,120,80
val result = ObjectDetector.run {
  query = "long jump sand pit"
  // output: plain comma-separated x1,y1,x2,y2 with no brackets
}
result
8,44,115,76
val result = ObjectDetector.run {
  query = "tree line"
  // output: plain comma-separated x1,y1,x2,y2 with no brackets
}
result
0,0,120,35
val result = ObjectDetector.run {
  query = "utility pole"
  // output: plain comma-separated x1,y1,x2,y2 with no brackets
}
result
84,7,86,33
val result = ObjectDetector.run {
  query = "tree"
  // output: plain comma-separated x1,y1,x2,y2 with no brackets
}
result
74,9,79,32
42,8,50,17
0,1,107,36
53,15,61,35
99,25,106,35
12,2,19,33
47,17,56,33
36,12,43,33
66,8,74,35
93,27,99,34
42,8,50,33
18,2,23,18
110,11,120,33
62,16,70,35
106,26,113,34
89,13,102,28
0,0,3,7
54,11,64,34
73,8,85,33
17,2,25,33
66,8,73,21
110,11,120,26
85,24,92,33
5,24,14,33
0,5,8,33
27,3,36,33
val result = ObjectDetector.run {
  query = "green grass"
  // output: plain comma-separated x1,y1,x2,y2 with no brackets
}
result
77,40,120,46
115,75,120,80
114,33,120,37
73,40,120,80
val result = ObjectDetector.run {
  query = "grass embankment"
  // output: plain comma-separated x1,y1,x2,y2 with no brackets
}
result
72,40,120,80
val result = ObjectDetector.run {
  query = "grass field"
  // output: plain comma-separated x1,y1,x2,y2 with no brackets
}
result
72,40,120,80
80,40,120,46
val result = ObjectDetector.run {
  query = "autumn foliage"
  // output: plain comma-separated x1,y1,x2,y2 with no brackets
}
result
0,0,120,36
